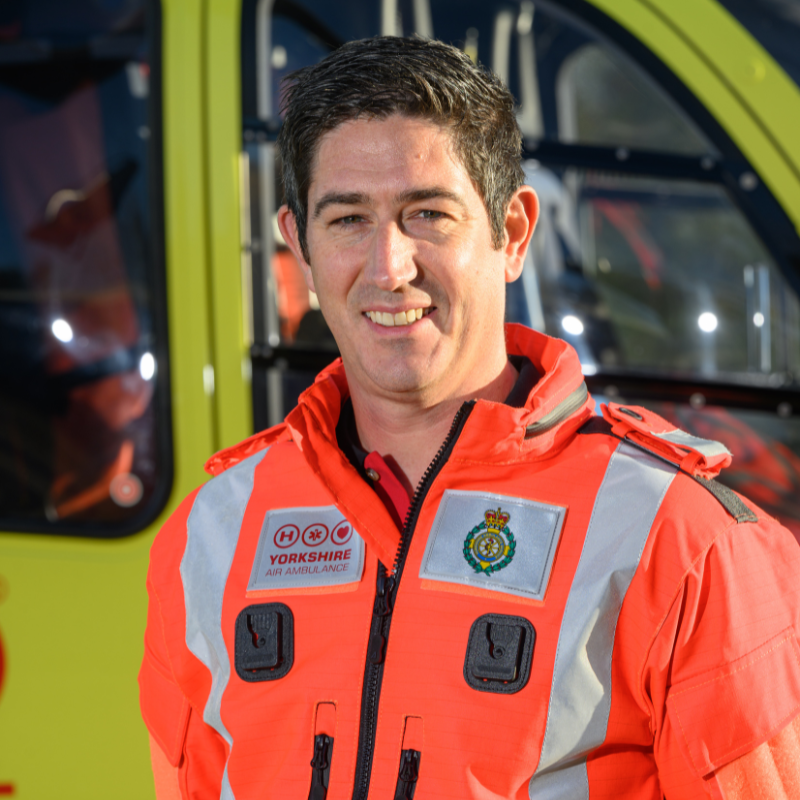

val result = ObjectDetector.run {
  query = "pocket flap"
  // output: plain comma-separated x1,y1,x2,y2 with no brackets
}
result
666,629,800,777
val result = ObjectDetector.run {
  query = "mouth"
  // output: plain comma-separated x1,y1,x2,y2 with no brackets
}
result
364,307,434,328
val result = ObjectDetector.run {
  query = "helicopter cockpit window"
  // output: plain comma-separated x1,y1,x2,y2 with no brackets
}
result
0,0,168,535
523,166,800,381
555,44,714,155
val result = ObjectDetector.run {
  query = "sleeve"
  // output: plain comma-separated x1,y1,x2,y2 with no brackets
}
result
651,513,800,799
139,575,191,767
139,488,230,799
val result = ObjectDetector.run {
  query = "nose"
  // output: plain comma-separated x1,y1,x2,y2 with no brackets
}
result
364,221,418,291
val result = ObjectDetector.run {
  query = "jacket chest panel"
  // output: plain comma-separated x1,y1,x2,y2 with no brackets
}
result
183,433,671,798
362,459,607,797
211,449,380,796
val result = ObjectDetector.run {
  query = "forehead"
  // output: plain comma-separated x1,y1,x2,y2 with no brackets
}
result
309,115,468,195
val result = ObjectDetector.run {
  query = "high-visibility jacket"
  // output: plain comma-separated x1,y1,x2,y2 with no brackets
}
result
139,323,800,800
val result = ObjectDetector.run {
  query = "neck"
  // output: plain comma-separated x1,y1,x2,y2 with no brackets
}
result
348,359,518,493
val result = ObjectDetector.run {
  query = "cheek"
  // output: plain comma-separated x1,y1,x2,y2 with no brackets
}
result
465,262,507,319
308,253,359,310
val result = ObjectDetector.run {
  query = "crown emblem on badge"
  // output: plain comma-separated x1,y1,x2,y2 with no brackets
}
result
484,508,510,532
463,507,516,575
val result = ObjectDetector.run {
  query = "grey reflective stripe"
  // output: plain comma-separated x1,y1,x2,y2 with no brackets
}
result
529,762,588,800
653,428,731,459
529,442,677,799
181,449,267,800
525,383,588,438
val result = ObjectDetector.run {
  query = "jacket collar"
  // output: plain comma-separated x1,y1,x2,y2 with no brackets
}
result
451,324,593,464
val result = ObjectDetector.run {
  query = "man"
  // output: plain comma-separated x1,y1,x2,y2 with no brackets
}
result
139,36,800,800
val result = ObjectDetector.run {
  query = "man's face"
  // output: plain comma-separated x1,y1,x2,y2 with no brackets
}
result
279,114,536,406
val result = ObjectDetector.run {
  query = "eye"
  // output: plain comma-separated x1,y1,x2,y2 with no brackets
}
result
335,214,364,225
416,209,445,220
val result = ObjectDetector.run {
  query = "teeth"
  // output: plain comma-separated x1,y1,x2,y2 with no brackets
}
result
366,308,430,327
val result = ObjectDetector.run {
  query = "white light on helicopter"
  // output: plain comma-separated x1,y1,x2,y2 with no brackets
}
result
753,312,765,328
561,315,584,336
698,312,718,333
52,318,73,343
139,352,156,381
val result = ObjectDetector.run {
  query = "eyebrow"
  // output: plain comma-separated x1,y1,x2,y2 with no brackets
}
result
312,192,371,219
312,187,468,219
395,187,468,211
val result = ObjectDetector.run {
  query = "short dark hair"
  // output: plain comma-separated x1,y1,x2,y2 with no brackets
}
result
277,36,524,261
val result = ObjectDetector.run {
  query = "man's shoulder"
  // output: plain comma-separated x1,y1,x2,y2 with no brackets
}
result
147,424,296,582
577,402,769,541
596,403,800,595
204,422,293,477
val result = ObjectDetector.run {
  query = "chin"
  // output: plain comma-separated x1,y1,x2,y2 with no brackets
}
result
362,362,436,396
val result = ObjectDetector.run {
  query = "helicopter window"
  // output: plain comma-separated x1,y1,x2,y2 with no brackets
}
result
523,163,800,378
0,0,168,536
555,43,714,155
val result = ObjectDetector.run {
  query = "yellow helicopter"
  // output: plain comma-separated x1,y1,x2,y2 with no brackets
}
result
0,0,799,795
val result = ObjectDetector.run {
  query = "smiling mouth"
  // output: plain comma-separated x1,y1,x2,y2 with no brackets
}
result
364,308,433,327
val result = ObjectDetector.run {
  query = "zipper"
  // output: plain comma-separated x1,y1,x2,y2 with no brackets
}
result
309,733,333,800
393,749,421,800
351,400,476,800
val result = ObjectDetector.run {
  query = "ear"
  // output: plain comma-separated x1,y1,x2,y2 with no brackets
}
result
277,204,317,294
503,184,539,283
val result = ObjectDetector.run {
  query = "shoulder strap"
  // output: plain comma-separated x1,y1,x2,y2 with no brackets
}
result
597,403,757,523
693,475,758,523
601,402,732,479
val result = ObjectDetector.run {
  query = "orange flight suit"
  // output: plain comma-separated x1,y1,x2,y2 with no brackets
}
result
140,324,800,799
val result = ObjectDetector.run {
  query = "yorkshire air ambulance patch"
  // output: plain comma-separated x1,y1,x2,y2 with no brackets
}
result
419,490,566,600
247,505,365,592
463,508,516,574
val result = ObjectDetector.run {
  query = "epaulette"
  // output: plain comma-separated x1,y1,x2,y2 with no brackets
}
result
204,423,291,477
595,403,757,524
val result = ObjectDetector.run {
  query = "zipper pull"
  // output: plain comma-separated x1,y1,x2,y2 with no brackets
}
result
368,567,396,663
374,572,396,617
308,733,333,800
393,749,421,800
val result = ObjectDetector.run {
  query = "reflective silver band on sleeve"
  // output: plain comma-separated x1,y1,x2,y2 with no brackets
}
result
181,449,267,800
529,442,677,799
529,762,589,800
653,428,731,459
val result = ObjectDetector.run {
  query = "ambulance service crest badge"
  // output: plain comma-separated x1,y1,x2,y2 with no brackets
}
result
463,507,516,575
